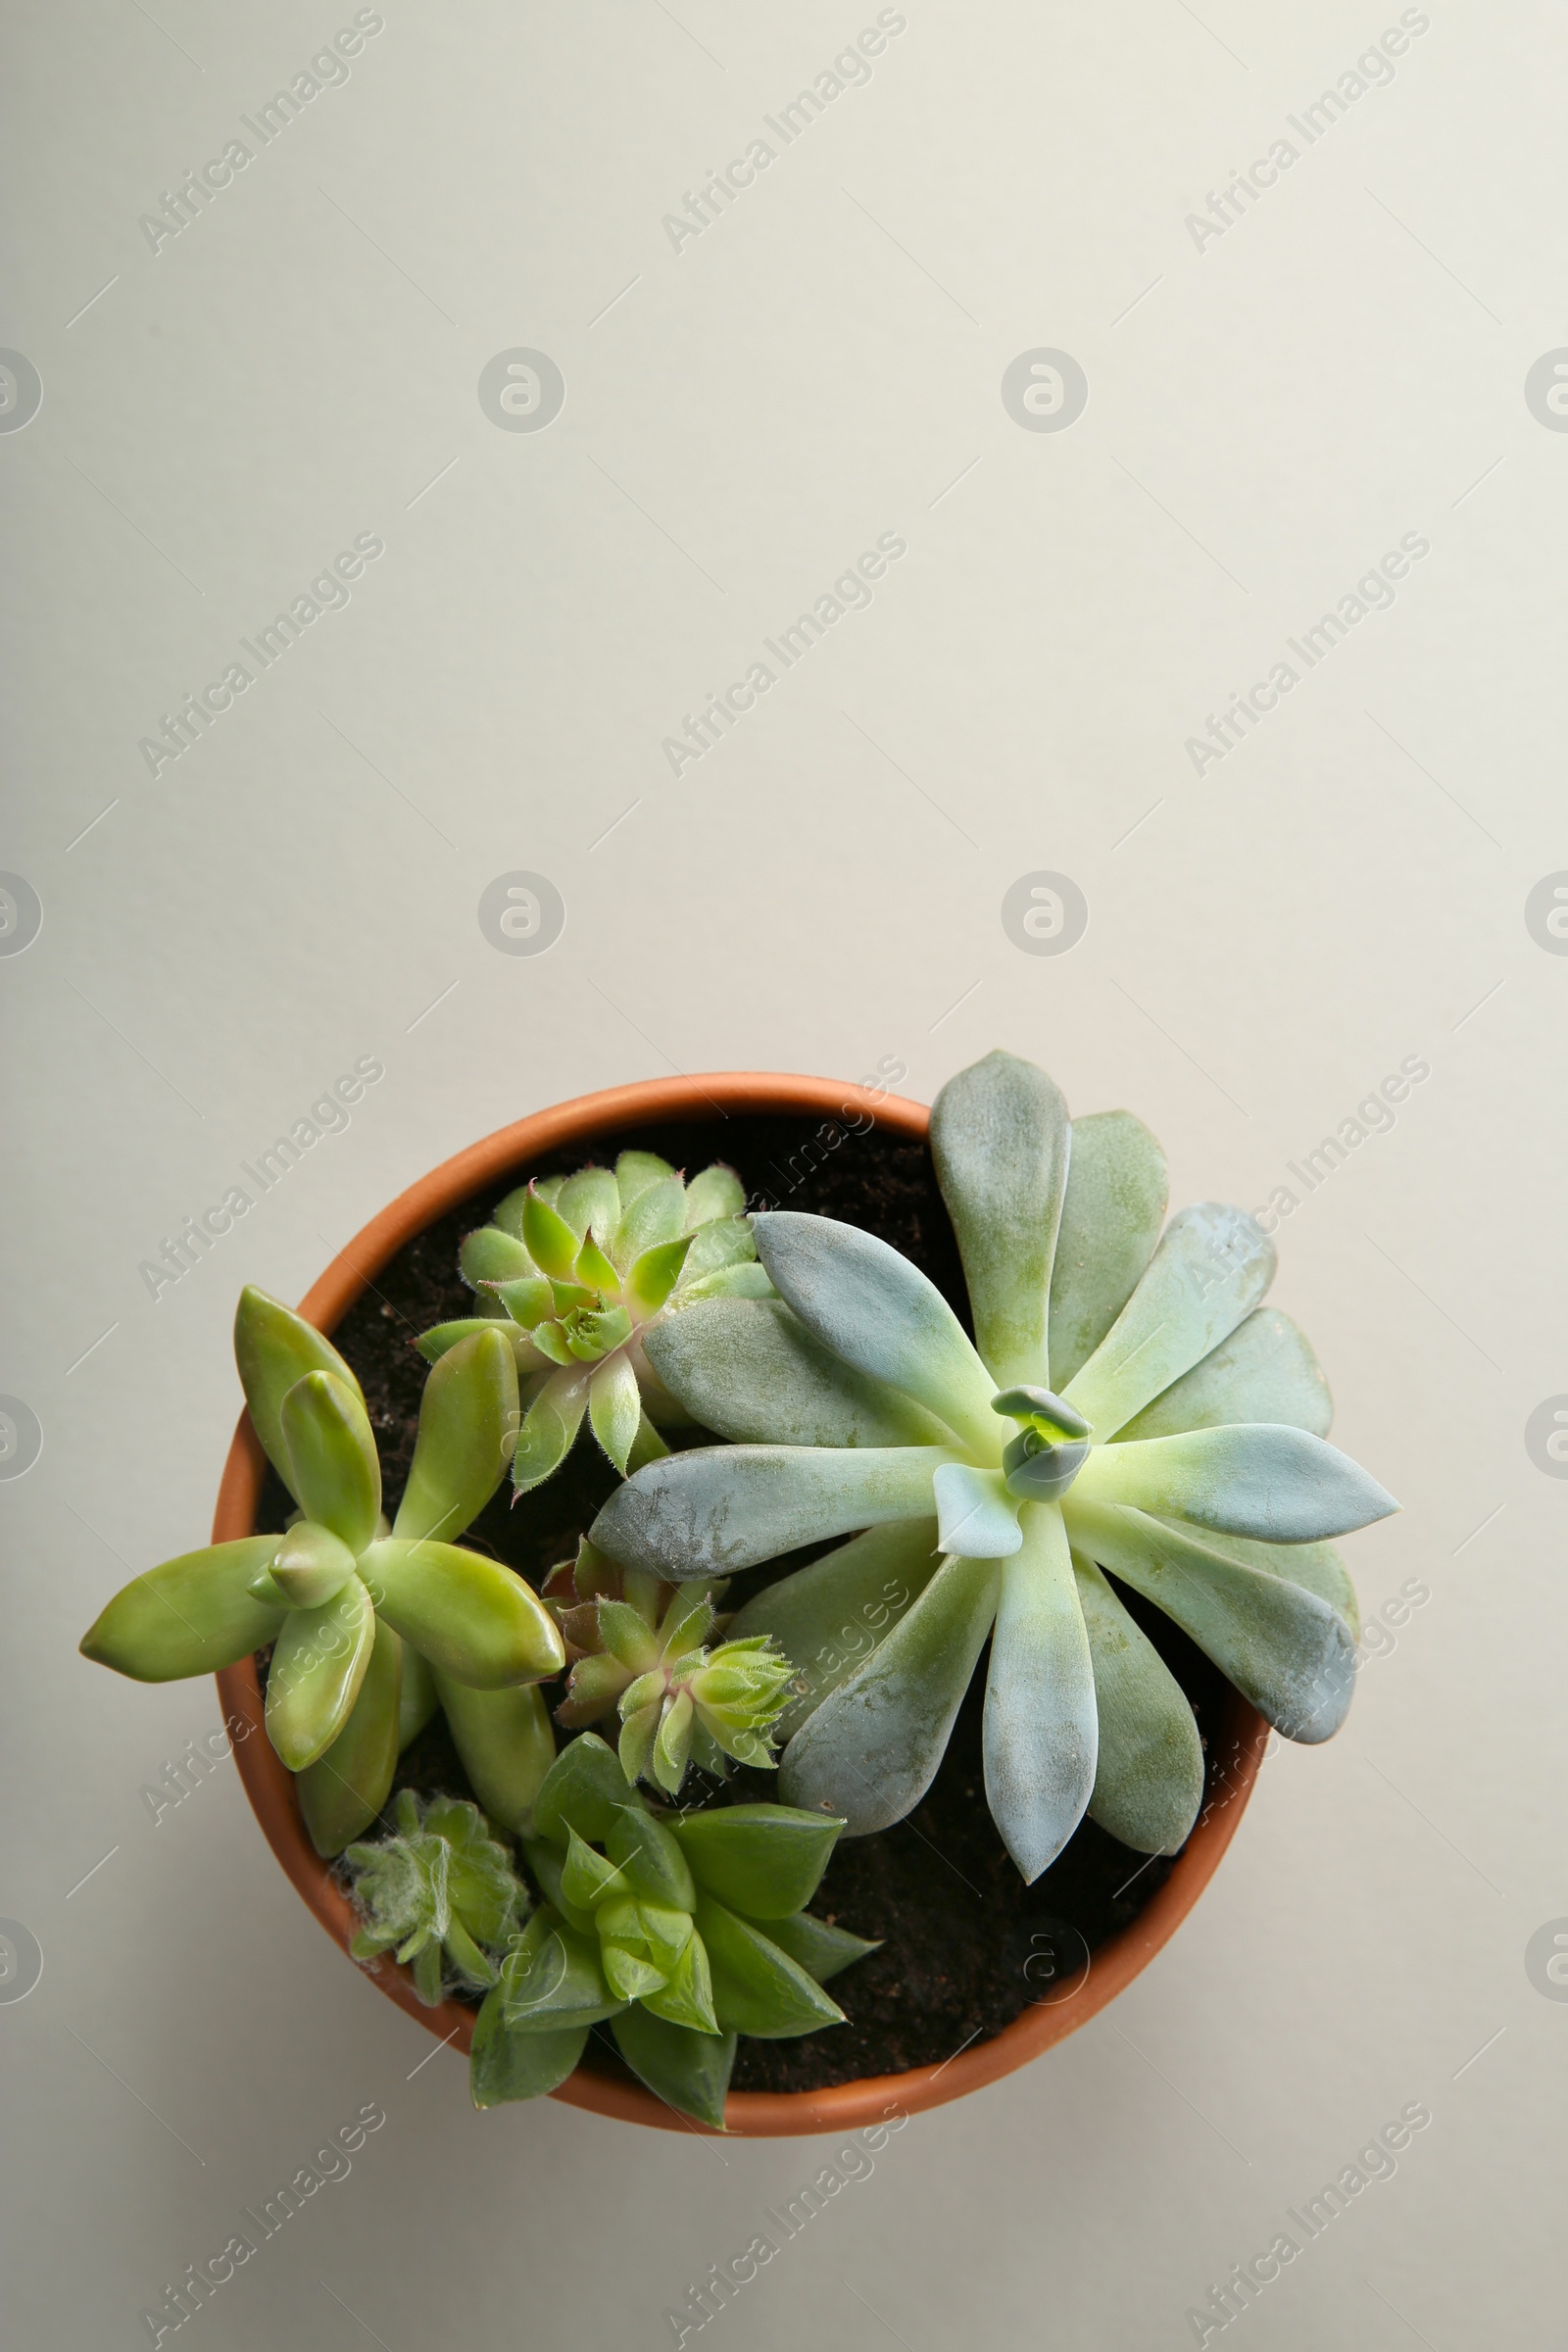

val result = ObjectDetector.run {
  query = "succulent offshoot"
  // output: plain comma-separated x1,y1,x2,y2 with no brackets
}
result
345,1790,527,2006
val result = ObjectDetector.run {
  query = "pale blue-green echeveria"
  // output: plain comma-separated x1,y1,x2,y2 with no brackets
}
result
79,1288,564,1855
543,1541,795,1795
345,1789,528,2005
417,1153,770,1494
590,1051,1397,1882
469,1733,874,2125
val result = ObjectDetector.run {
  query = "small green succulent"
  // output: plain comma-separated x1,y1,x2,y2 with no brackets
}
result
79,1288,564,1854
345,1790,528,2004
544,1541,795,1794
470,1734,875,2126
417,1153,769,1493
591,1051,1399,1882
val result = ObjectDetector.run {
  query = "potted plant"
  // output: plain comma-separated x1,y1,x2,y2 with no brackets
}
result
78,1055,1396,2133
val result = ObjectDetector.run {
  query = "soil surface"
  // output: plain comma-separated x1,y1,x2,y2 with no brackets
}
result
257,1109,1234,2093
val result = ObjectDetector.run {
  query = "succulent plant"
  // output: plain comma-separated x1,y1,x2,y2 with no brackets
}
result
79,1288,564,1854
590,1051,1398,1882
543,1541,795,1794
344,1790,527,2005
470,1733,875,2125
417,1153,769,1494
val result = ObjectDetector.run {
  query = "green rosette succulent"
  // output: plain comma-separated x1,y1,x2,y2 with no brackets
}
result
417,1152,770,1494
470,1734,875,2126
544,1541,795,1794
345,1790,528,2005
79,1288,564,1855
590,1051,1399,1883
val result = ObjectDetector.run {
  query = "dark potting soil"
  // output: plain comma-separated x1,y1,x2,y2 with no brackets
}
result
258,1107,1234,2093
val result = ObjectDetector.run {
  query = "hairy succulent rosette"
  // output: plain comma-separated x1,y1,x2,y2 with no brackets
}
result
543,1541,794,1795
590,1052,1399,1883
80,1288,564,1856
469,1735,875,2125
417,1152,769,1496
344,1790,528,2005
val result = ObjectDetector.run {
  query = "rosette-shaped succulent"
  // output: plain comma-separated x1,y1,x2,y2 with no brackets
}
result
80,1289,564,1855
345,1790,528,2005
591,1052,1398,1882
470,1734,875,2125
544,1541,795,1794
418,1153,769,1493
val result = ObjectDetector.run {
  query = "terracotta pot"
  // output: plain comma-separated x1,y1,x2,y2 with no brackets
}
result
215,1072,1265,2136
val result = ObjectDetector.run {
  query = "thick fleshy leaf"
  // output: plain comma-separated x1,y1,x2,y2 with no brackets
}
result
395,1328,519,1544
697,1896,846,2037
501,1909,624,2031
1067,1498,1357,1741
562,1823,628,1911
259,1521,359,1610
933,1461,1023,1558
611,2006,734,2129
780,1553,1002,1834
590,1445,952,1581
607,1808,696,1910
490,1276,554,1328
470,2005,587,2107
265,1575,377,1770
1073,1424,1398,1543
233,1287,366,1490
684,1164,746,1227
1118,1308,1333,1443
80,1538,285,1681
296,1615,403,1855
728,1518,941,1739
683,1220,760,1280
670,1806,842,1919
417,1315,542,1369
616,1174,688,1270
1048,1112,1169,1389
530,1732,635,1844
398,1643,438,1747
359,1540,564,1688
753,1213,998,1453
587,1352,642,1475
556,1165,621,1245
615,1150,675,1206
929,1050,1069,1391
279,1372,381,1552
460,1226,535,1290
763,1911,879,1983
645,1298,949,1449
1064,1203,1276,1439
1178,1524,1358,1636
625,1236,695,1316
512,1365,590,1493
522,1188,582,1279
434,1673,557,1831
638,1925,718,2034
680,1264,775,1304
618,1699,662,1787
982,1503,1097,1882
1072,1552,1202,1855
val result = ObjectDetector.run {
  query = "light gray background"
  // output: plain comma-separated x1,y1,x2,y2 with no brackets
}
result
3,1,1563,2345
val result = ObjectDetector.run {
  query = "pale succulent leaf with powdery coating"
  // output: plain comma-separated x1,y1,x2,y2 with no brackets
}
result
232,1286,367,1491
265,1574,377,1770
590,1443,953,1580
1066,1498,1356,1741
929,1049,1070,1391
779,1552,1002,1833
393,1327,519,1544
1063,1202,1277,1439
1156,1521,1359,1639
1047,1111,1169,1389
645,1296,952,1448
1071,1552,1202,1855
931,1461,1024,1558
752,1212,998,1452
982,1505,1098,1882
1117,1307,1333,1444
728,1517,942,1740
358,1538,564,1688
1072,1423,1397,1544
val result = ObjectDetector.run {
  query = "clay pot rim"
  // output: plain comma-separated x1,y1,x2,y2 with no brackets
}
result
214,1069,1264,2138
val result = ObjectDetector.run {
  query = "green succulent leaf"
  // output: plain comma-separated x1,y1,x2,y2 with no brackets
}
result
296,1614,403,1856
500,1908,624,2031
264,1521,360,1610
606,1807,697,1910
265,1574,377,1771
512,1366,590,1493
625,1235,695,1317
522,1187,583,1280
682,1220,760,1280
434,1673,557,1833
564,1304,633,1363
398,1642,439,1748
929,1049,1070,1391
557,1165,621,1245
637,1922,718,2034
728,1518,941,1741
587,1352,643,1475
279,1372,381,1553
611,2006,735,2129
530,1732,636,1845
1175,1524,1358,1638
562,1823,630,1911
680,1263,776,1304
614,1150,675,1206
591,1444,952,1581
1063,1203,1276,1440
394,1327,519,1545
932,1461,1023,1558
752,1212,999,1454
683,1164,746,1227
358,1539,564,1688
762,1911,881,1984
670,1805,843,1920
1117,1307,1333,1443
470,2009,588,2107
1072,1424,1398,1543
616,1172,688,1266
645,1297,951,1448
416,1316,526,1366
1072,1552,1203,1856
1047,1111,1169,1389
460,1226,536,1291
779,1551,1002,1834
696,1895,847,2038
233,1286,367,1491
490,1276,555,1328
982,1504,1098,1883
79,1538,285,1681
